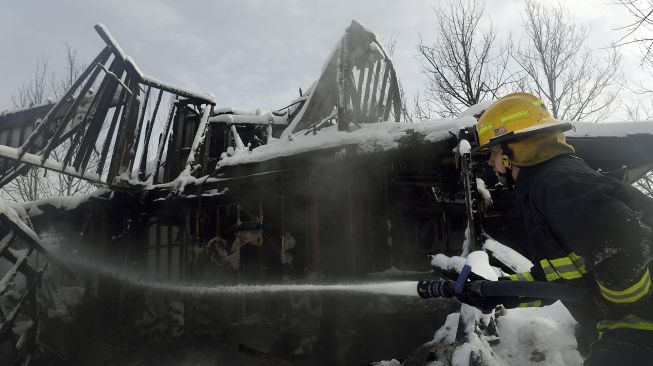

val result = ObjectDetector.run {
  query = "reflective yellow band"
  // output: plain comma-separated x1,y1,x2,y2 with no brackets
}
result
540,252,587,282
597,314,653,332
598,268,652,304
500,111,530,125
478,122,494,136
509,272,534,281
518,299,542,308
540,260,561,281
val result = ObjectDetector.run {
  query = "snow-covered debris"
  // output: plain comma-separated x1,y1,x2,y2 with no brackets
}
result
458,139,472,155
482,239,533,274
209,111,287,125
0,100,56,118
466,251,498,281
431,253,467,274
490,303,583,365
0,144,102,184
372,359,402,366
567,120,653,137
0,200,40,243
475,178,492,206
12,189,109,218
459,100,494,118
427,302,582,366
219,117,476,167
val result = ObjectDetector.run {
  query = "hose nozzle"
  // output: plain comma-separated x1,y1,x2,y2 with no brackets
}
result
417,279,455,299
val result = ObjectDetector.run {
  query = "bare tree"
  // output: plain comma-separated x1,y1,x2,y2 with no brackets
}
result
516,0,623,122
417,0,518,118
11,56,57,109
615,0,653,69
2,47,96,202
634,172,653,196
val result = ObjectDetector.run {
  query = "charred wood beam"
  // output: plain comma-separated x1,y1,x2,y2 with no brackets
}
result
92,75,128,176
0,232,14,256
183,106,211,175
383,70,395,122
0,247,34,296
376,63,390,123
18,47,112,159
153,98,178,183
362,62,374,122
355,63,365,123
0,50,116,189
369,60,382,123
163,106,182,182
349,72,362,126
0,249,37,280
62,56,120,169
128,86,151,174
0,267,45,342
72,58,125,171
391,68,401,122
0,145,104,184
337,36,350,131
108,77,141,181
139,89,163,181
40,47,112,161
93,24,214,105
0,214,72,276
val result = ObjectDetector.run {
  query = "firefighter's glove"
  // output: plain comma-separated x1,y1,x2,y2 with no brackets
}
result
455,281,506,314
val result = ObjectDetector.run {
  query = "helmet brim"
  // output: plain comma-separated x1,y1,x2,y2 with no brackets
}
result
472,121,573,154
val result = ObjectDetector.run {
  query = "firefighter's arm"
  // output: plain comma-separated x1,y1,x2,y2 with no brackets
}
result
536,174,653,308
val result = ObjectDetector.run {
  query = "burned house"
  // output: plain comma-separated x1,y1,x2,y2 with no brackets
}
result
1,21,653,365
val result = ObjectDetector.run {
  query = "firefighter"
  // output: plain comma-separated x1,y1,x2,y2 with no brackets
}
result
474,92,653,365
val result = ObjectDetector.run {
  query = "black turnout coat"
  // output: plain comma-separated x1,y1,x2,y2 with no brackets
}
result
508,154,653,347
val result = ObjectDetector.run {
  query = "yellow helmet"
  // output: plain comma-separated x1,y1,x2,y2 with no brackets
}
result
475,92,572,151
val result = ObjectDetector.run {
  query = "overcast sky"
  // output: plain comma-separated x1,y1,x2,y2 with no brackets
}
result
1,0,649,116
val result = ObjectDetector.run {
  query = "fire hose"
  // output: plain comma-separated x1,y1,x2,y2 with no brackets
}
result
417,264,589,304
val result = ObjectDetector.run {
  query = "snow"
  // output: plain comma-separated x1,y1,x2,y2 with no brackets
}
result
0,144,103,184
476,178,492,206
0,200,40,243
431,253,467,274
458,139,472,155
490,302,582,365
219,117,476,167
427,302,582,366
459,100,494,118
214,107,260,115
466,251,498,281
568,120,653,137
482,239,533,274
372,359,402,366
433,312,460,345
13,189,109,218
209,111,288,125
0,100,56,118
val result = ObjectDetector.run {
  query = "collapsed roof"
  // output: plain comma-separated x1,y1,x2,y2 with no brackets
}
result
0,21,653,197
